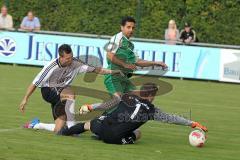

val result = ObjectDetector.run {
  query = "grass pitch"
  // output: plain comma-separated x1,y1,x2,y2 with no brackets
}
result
0,64,239,160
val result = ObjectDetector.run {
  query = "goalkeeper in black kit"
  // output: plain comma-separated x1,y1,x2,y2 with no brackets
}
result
58,83,208,144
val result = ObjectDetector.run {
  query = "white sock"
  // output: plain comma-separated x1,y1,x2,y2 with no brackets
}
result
33,123,55,132
65,99,76,128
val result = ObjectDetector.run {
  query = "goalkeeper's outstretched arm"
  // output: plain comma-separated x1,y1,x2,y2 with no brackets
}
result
79,96,121,114
91,96,121,110
153,108,192,126
153,108,208,132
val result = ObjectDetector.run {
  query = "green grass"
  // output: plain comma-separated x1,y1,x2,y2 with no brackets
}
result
0,64,240,160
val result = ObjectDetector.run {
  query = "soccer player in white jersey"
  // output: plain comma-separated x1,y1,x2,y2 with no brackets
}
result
19,44,121,133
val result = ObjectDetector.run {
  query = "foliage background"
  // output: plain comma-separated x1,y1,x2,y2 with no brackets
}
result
1,0,240,45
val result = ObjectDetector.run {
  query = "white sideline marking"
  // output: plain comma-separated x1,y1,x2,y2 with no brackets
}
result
0,127,22,133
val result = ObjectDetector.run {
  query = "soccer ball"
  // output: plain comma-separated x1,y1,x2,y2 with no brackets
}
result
189,130,206,147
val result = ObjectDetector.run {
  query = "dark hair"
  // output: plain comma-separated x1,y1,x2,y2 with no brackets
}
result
184,22,191,28
140,83,159,97
121,16,136,26
58,44,72,56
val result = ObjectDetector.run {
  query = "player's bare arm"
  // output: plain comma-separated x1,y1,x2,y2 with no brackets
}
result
94,67,123,75
107,52,136,70
136,59,168,69
19,83,37,113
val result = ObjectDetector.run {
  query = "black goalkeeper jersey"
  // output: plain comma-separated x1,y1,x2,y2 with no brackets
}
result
90,93,192,144
101,93,156,134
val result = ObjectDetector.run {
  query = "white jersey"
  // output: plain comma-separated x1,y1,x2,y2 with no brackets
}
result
32,58,95,88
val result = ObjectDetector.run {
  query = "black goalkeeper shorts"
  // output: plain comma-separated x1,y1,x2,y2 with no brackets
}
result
90,117,136,145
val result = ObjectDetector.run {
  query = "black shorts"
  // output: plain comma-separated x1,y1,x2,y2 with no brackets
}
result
90,117,136,145
41,87,65,120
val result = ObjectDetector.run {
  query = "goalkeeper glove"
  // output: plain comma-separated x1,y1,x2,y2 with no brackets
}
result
79,104,93,115
191,122,208,132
